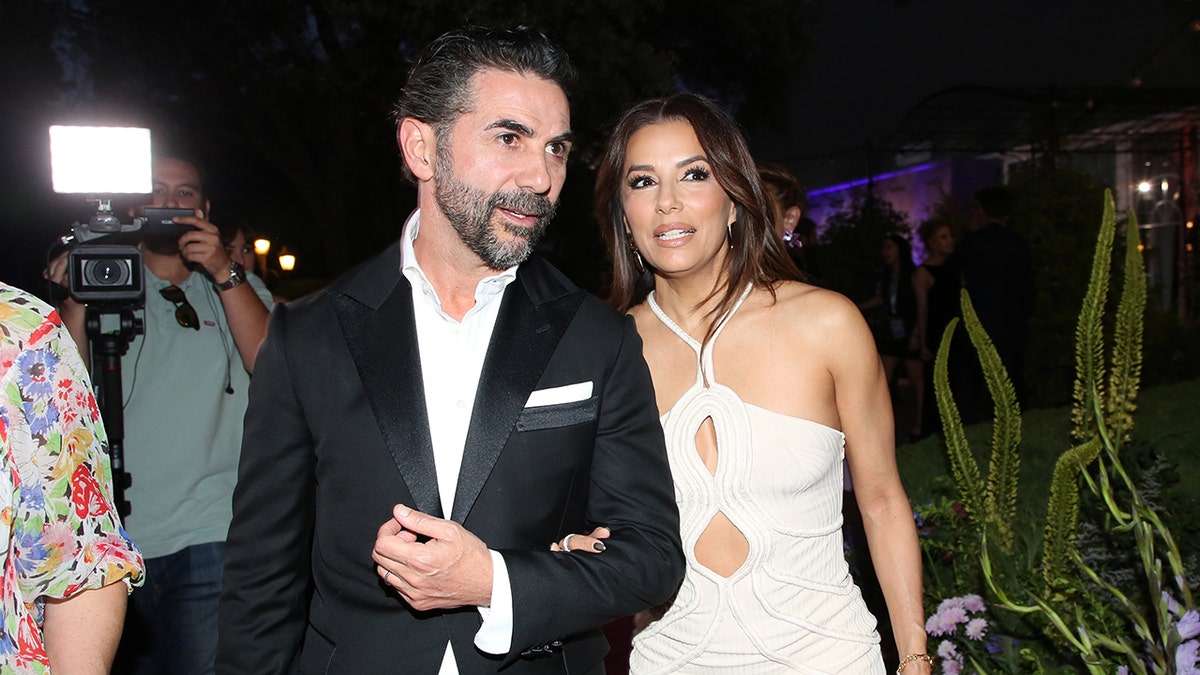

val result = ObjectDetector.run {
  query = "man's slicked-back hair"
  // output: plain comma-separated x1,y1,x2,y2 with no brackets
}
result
392,25,577,183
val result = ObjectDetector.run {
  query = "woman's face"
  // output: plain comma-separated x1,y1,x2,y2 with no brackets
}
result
881,238,899,265
226,230,256,271
619,120,737,280
928,225,955,256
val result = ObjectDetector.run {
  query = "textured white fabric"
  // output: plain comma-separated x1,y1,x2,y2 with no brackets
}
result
630,289,885,674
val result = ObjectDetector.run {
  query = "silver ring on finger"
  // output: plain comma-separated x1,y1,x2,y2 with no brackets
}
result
560,534,574,552
383,569,393,584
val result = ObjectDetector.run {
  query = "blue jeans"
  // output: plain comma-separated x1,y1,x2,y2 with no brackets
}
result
124,541,225,675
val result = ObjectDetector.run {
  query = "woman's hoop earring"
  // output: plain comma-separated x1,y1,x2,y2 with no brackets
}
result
628,236,646,273
727,223,734,249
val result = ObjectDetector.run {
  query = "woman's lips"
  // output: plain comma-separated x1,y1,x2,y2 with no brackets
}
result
654,225,696,242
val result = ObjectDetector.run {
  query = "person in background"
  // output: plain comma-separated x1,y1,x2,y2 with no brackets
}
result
577,93,930,674
755,161,804,242
219,221,288,303
912,219,960,437
756,160,819,279
859,233,923,442
958,185,1033,421
44,153,273,674
219,221,258,277
1,281,145,673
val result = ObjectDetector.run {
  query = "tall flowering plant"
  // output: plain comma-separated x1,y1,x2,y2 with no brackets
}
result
929,192,1194,673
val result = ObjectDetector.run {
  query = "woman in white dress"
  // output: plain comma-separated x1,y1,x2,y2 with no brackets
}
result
562,94,931,674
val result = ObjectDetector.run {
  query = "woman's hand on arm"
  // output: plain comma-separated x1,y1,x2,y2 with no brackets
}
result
548,526,610,553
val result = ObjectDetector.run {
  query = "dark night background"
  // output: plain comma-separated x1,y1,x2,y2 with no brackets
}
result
2,0,1197,298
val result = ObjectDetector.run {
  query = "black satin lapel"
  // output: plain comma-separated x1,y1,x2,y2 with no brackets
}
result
332,286,443,518
450,284,584,523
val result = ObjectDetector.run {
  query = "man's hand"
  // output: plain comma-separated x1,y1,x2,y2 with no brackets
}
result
42,250,89,362
175,214,232,280
372,504,494,611
43,250,83,314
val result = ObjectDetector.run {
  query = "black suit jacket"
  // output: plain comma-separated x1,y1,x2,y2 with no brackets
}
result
216,243,684,674
960,221,1034,348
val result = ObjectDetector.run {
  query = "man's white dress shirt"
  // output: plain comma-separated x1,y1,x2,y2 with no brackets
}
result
400,210,517,673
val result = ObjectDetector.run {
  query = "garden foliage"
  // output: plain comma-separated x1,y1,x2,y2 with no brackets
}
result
925,190,1196,673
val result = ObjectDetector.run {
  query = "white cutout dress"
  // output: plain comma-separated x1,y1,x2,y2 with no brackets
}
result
629,289,884,674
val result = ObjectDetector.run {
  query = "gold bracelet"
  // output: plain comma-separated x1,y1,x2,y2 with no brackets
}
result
896,653,935,673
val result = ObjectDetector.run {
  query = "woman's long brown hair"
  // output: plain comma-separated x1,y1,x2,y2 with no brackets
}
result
594,93,804,346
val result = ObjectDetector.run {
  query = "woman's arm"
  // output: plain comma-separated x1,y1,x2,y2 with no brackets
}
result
825,299,932,674
42,582,128,674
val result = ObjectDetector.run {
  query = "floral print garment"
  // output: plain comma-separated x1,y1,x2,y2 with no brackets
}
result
0,284,144,673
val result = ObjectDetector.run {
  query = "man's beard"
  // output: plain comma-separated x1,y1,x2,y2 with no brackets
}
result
433,148,557,270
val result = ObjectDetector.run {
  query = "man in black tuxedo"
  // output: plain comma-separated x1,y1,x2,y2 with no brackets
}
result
216,26,684,674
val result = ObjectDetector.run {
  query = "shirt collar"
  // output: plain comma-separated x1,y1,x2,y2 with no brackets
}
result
400,209,518,316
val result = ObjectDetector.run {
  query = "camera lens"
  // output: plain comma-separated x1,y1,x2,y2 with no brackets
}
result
83,258,132,286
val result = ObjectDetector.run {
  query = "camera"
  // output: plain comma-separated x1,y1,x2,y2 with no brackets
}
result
50,125,156,305
142,207,199,240
60,207,198,303
68,245,144,302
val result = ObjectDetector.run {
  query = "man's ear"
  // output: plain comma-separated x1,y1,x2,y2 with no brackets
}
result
398,118,436,182
783,205,802,232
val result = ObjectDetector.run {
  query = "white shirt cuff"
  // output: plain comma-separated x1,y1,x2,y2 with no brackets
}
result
473,550,513,654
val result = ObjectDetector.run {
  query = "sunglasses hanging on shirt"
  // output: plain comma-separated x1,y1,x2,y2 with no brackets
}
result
159,285,200,330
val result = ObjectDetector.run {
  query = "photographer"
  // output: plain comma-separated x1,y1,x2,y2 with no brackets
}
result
45,154,272,675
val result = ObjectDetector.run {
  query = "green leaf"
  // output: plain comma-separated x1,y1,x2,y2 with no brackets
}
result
959,290,1021,547
1105,208,1146,450
1070,191,1116,441
933,317,987,525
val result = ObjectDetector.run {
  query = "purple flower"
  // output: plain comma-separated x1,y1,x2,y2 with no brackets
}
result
926,613,954,637
960,594,986,613
965,618,988,640
1177,639,1199,674
1164,592,1181,616
1117,667,1129,675
938,596,965,613
937,640,960,660
943,660,962,675
1179,610,1200,641
941,606,969,627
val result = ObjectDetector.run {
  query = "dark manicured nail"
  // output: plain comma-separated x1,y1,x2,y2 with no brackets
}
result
593,541,606,552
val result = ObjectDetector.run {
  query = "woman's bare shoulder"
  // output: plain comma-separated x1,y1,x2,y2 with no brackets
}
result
772,281,865,329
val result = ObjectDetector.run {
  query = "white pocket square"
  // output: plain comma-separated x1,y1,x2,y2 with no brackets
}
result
524,381,593,408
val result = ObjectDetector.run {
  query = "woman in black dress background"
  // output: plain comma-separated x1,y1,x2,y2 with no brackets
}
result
913,220,960,437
